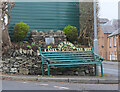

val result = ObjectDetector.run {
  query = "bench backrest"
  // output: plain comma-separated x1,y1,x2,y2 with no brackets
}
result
39,47,95,63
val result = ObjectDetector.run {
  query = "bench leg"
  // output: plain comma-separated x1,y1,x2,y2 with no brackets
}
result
101,63,103,77
48,65,50,76
95,64,97,76
42,64,44,76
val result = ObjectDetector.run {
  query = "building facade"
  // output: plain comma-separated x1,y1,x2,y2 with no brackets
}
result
98,19,120,61
98,29,110,60
107,29,120,61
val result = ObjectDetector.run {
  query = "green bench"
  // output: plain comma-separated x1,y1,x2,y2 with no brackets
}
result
39,41,103,77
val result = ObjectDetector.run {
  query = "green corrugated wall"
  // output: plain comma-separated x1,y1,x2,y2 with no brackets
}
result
9,2,80,38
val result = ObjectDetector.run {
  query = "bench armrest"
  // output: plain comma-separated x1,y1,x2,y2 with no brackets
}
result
41,54,50,61
99,56,104,61
94,53,99,58
94,53,104,62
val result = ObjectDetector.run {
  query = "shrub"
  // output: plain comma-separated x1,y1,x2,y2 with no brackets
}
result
13,22,29,42
63,25,78,42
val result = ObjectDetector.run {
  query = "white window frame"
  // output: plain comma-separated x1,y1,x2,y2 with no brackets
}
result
114,36,116,47
109,38,111,48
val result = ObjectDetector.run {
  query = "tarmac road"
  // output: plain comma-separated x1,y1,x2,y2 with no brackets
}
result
99,61,119,77
1,80,119,91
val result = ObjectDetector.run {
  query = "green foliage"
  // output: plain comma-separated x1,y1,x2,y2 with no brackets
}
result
31,43,36,46
76,44,79,47
19,41,23,45
63,25,78,42
23,41,29,44
13,22,29,42
27,45,32,49
31,42,41,47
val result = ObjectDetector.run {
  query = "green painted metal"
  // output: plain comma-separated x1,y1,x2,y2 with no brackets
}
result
44,55,93,58
49,62,100,66
42,51,92,53
39,48,103,77
9,2,79,39
48,65,50,76
44,53,93,56
101,62,103,77
45,57,94,60
39,41,103,77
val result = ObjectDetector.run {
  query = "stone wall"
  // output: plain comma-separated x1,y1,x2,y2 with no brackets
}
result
1,30,95,76
1,47,95,76
1,30,67,75
29,30,67,47
1,48,41,75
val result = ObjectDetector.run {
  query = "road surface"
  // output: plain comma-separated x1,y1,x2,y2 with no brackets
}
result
99,62,119,77
1,80,119,90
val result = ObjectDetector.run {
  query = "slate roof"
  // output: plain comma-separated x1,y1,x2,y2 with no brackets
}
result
100,24,115,33
108,28,120,37
100,19,120,34
99,18,109,24
105,19,120,30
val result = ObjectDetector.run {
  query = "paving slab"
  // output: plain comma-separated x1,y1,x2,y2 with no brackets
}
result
0,74,119,84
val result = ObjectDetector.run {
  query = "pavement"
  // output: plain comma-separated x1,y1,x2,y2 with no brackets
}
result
0,74,119,84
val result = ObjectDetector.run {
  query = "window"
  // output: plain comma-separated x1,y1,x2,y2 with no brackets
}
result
119,35,120,47
109,38,111,48
114,36,116,47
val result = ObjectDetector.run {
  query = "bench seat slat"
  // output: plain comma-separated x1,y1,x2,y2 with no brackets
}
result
47,57,94,60
45,55,93,58
43,53,93,56
47,59,95,62
41,51,92,54
51,64,95,68
49,62,100,66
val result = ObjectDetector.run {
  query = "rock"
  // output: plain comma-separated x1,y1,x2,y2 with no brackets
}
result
34,65,38,68
85,70,89,74
19,48,23,54
19,68,29,75
16,57,23,60
39,31,45,35
14,65,19,68
10,68,17,73
78,71,85,76
12,52,16,57
26,50,30,55
29,49,33,56
33,52,37,56
37,50,40,56
23,49,27,54
31,30,38,35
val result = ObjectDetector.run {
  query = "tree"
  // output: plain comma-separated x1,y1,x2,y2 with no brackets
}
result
0,1,15,53
78,1,99,46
